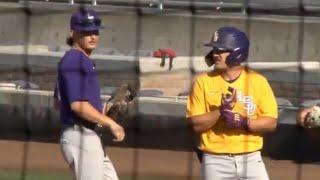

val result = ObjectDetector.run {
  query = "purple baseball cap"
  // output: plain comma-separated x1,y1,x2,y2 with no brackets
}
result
70,8,105,32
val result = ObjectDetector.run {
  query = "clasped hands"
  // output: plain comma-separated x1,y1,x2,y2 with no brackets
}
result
220,87,249,129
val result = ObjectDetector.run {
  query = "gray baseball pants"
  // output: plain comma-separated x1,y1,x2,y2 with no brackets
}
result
60,124,118,180
202,151,269,180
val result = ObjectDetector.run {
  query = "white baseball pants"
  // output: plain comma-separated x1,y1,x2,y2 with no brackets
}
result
202,151,269,180
60,125,118,180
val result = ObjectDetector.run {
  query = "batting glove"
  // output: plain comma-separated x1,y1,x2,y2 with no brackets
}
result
220,109,248,129
220,87,248,129
220,87,236,111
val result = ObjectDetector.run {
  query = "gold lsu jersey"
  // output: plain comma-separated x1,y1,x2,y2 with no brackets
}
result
187,68,278,154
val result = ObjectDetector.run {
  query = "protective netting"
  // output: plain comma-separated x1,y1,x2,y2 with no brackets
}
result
0,0,320,180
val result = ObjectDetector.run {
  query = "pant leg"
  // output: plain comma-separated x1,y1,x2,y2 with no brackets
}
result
60,126,107,180
60,137,76,179
103,153,119,180
202,153,238,180
235,151,269,180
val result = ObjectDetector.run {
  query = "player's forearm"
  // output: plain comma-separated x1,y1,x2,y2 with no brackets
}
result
188,110,220,133
247,117,277,133
71,101,115,127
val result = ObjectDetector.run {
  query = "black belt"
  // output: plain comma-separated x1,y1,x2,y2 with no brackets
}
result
209,151,258,157
62,118,96,131
77,119,96,130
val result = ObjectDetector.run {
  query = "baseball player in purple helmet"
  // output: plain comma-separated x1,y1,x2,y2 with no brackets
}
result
54,8,124,180
187,27,278,180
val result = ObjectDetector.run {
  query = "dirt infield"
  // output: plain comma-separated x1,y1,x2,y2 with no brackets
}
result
1,140,320,180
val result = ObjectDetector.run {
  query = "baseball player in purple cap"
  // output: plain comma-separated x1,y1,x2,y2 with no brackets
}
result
54,8,124,180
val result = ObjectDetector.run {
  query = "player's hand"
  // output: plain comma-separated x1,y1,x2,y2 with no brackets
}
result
109,121,125,142
220,87,236,111
219,87,248,129
297,106,315,128
221,109,248,129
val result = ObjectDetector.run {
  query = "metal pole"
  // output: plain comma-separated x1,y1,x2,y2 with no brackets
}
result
158,0,163,10
92,0,97,6
69,0,74,5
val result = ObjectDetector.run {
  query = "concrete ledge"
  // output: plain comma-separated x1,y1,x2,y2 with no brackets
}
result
0,89,319,162
1,46,319,74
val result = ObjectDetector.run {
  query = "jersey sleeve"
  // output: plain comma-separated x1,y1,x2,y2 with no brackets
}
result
187,76,207,118
60,55,91,103
257,77,278,119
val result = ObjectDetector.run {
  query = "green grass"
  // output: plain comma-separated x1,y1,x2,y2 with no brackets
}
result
0,170,195,180
0,170,72,180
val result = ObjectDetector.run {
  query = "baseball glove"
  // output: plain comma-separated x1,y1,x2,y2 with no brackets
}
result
104,84,135,120
95,84,135,136
305,106,320,128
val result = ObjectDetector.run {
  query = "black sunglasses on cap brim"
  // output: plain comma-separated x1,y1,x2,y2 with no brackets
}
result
76,18,101,27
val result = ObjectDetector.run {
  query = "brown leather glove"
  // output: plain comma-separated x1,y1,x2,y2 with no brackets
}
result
104,84,135,121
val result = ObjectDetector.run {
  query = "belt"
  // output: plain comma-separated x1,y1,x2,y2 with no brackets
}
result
62,123,93,131
209,151,258,157
62,123,102,136
62,120,96,131
62,123,84,130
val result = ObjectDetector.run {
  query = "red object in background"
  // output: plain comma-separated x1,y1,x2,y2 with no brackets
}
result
153,48,177,58
153,48,177,70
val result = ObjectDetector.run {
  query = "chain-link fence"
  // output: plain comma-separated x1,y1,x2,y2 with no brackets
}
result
0,0,320,180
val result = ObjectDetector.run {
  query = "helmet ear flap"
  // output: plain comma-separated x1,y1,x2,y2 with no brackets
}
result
205,50,215,67
226,47,248,66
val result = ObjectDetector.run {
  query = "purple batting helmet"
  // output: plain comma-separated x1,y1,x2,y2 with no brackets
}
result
205,27,250,66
